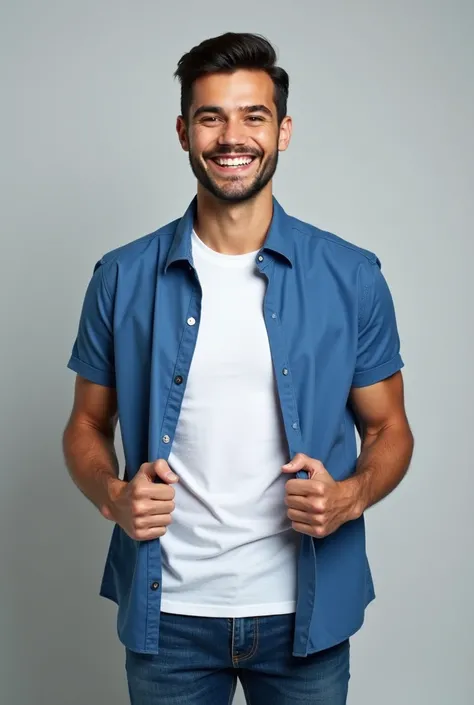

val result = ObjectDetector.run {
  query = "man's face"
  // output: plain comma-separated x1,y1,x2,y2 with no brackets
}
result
176,69,292,203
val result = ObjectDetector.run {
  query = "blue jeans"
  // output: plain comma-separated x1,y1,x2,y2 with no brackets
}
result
126,612,350,704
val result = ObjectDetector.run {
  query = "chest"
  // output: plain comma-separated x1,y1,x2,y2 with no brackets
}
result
113,258,358,410
192,263,273,384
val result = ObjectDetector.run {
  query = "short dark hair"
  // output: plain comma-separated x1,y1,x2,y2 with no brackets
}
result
174,32,289,124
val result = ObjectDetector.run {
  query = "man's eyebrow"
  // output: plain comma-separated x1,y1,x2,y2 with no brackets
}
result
192,104,274,119
242,104,273,117
192,105,223,119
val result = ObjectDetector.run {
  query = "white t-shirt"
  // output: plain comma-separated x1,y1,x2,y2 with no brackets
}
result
160,229,300,617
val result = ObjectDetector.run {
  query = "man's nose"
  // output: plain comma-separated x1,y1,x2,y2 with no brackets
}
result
217,118,246,146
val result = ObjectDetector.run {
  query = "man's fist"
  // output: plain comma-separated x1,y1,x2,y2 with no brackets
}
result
103,459,179,541
282,453,359,538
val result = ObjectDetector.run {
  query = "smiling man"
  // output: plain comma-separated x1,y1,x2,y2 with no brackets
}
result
184,70,283,205
63,32,414,705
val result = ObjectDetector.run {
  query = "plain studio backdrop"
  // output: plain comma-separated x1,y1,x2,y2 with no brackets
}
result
1,1,472,703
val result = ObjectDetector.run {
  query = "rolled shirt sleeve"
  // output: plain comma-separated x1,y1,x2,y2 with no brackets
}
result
351,258,404,388
67,260,115,387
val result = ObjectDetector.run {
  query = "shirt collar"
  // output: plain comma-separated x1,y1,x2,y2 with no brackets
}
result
165,196,294,272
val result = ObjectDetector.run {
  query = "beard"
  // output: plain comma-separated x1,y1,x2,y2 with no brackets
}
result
188,143,279,204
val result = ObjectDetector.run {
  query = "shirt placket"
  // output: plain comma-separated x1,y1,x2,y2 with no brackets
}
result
145,265,203,652
257,253,301,458
257,252,316,658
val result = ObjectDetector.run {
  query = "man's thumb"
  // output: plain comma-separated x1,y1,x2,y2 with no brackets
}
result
141,459,179,483
282,454,327,478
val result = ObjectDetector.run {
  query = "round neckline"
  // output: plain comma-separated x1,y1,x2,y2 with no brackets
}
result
191,230,260,268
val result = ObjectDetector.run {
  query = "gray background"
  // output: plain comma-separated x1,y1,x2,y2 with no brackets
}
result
1,1,472,703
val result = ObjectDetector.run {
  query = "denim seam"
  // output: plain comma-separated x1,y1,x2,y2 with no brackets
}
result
233,617,259,664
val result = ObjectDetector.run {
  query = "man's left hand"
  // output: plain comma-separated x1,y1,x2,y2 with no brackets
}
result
282,453,360,538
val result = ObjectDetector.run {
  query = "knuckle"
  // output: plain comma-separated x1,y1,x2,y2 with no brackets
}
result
314,482,326,496
130,483,141,499
133,481,148,499
161,486,175,500
131,500,145,516
132,516,144,530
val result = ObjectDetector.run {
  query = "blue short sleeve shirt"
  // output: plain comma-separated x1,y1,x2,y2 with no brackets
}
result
67,197,404,656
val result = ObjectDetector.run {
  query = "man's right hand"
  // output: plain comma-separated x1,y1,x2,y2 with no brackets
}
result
102,460,179,541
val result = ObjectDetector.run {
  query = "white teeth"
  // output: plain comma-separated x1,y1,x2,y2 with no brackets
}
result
215,157,254,167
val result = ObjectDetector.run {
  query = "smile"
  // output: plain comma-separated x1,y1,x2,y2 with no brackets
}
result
208,155,258,174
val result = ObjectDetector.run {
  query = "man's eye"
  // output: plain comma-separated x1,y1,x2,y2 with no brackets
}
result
247,116,264,122
202,116,219,123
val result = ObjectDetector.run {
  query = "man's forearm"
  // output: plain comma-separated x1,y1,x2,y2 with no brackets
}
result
342,423,414,519
62,422,122,518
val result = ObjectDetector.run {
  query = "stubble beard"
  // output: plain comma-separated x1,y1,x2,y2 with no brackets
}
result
188,145,279,204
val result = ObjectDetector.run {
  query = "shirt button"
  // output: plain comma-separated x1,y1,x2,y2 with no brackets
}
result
174,375,183,385
162,435,170,444
292,422,298,430
187,317,196,326
282,368,289,376
271,313,277,319
150,581,160,591
257,255,264,262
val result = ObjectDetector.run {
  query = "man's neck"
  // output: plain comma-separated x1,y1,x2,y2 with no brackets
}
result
194,184,274,255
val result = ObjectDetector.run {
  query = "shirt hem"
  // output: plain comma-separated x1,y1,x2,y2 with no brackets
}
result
160,599,297,618
351,353,404,388
67,356,115,387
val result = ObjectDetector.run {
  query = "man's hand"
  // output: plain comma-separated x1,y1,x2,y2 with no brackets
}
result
282,453,359,539
102,460,179,541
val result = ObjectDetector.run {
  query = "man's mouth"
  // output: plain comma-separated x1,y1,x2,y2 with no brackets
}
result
207,154,259,174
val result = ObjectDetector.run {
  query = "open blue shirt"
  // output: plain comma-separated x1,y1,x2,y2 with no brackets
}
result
67,196,404,656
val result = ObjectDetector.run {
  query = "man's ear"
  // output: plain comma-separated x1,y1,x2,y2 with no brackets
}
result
278,115,293,152
176,116,190,152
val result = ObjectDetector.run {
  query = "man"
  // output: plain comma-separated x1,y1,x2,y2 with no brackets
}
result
63,32,414,705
